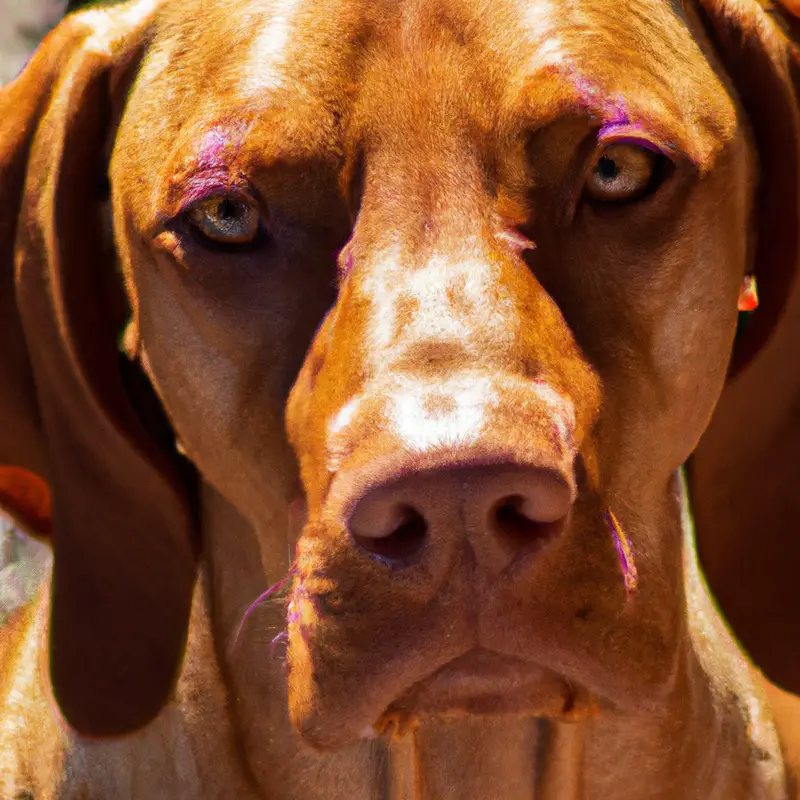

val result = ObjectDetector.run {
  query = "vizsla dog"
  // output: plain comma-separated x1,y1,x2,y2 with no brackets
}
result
1,0,800,796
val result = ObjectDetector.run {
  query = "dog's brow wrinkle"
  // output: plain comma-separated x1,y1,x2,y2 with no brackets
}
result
195,128,235,169
160,121,259,213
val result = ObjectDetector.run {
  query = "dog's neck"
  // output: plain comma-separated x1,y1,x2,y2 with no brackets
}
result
199,476,787,800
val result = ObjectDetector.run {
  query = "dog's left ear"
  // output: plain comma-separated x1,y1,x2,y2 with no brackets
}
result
0,1,198,736
690,0,800,693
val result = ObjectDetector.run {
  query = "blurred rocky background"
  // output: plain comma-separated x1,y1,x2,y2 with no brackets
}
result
0,0,66,84
0,1,110,83
0,519,49,625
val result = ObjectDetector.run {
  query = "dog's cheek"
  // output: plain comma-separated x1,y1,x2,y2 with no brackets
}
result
122,253,288,519
659,327,737,465
633,187,748,469
657,255,745,461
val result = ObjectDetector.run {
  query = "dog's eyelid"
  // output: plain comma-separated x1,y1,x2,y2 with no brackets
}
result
175,179,264,219
595,129,676,163
593,129,703,179
155,163,263,216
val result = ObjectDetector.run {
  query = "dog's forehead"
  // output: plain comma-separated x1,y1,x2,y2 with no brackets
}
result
123,0,737,218
237,0,716,89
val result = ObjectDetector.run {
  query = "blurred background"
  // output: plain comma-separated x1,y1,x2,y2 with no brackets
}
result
0,0,64,84
0,0,102,621
0,1,107,83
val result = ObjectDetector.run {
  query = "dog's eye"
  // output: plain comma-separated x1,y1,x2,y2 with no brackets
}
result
585,144,659,203
187,196,260,245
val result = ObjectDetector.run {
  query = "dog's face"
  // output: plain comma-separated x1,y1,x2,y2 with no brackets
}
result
9,0,797,746
107,0,756,747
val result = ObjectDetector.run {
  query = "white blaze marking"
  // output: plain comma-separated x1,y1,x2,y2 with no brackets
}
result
360,245,519,358
391,375,495,452
522,0,568,72
245,0,306,94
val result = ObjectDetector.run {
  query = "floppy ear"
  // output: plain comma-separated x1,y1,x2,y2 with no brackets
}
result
0,0,198,736
689,0,800,692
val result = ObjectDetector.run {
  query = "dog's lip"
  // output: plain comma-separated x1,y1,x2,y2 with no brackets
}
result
374,647,599,727
422,648,550,693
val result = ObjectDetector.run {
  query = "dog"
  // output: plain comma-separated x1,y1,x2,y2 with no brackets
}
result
1,0,799,796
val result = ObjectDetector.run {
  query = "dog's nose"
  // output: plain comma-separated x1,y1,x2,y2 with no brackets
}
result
348,464,574,565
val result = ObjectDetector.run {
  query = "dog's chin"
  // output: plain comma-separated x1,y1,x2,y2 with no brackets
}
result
288,645,600,750
376,648,600,727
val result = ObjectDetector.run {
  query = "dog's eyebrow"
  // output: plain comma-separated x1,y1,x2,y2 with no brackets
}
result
195,126,239,170
177,122,252,174
156,123,255,217
512,57,735,172
511,72,703,167
177,174,250,208
161,166,251,222
568,75,678,157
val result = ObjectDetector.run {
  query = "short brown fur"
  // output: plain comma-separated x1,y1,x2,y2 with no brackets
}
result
0,0,799,796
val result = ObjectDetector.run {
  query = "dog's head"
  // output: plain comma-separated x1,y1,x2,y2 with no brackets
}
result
0,0,798,745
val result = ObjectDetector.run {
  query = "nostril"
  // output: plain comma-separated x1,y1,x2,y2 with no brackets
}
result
491,494,565,549
351,504,428,563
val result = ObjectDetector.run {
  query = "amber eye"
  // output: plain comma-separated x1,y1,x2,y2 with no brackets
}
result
187,196,260,245
585,143,660,203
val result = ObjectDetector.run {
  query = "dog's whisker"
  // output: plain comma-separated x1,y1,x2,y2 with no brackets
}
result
270,631,289,655
604,508,638,600
231,563,298,650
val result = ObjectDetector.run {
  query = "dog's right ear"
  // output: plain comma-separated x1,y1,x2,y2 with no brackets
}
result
0,0,198,737
690,0,800,694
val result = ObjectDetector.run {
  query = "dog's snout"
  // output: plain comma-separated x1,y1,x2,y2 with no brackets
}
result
349,464,574,566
